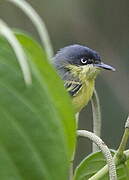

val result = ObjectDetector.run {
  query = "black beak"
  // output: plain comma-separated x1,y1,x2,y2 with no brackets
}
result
94,62,115,71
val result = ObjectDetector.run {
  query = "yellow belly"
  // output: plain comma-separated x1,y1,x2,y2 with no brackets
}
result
72,80,95,113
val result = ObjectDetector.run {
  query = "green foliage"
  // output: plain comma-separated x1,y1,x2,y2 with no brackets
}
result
74,151,129,180
0,1,129,179
0,32,76,180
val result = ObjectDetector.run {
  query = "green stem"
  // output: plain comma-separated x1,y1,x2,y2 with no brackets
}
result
91,89,101,152
69,152,75,180
89,157,118,180
125,150,129,160
90,116,129,180
89,149,129,180
117,116,129,157
69,113,79,180
117,128,129,157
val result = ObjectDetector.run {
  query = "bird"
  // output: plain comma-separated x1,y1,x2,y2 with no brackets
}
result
53,44,115,113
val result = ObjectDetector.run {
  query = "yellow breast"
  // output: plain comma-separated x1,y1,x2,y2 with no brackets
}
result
72,79,95,113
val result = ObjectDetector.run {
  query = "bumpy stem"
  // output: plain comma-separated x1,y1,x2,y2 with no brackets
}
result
77,130,117,180
90,116,129,179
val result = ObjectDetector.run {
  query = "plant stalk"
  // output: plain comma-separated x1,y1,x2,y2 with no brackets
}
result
91,89,101,152
69,113,79,180
90,116,129,180
116,116,129,157
77,130,117,180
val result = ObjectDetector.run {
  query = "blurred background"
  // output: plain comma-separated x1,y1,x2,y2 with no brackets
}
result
0,0,129,167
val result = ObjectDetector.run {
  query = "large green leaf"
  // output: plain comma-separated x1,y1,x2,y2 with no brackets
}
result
0,32,76,180
74,151,129,180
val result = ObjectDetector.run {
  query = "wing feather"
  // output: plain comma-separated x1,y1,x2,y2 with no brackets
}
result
64,81,82,96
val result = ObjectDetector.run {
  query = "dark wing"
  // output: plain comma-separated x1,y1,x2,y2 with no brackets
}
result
54,64,82,96
64,81,82,96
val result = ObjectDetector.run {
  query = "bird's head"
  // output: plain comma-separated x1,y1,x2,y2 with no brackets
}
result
53,44,115,82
